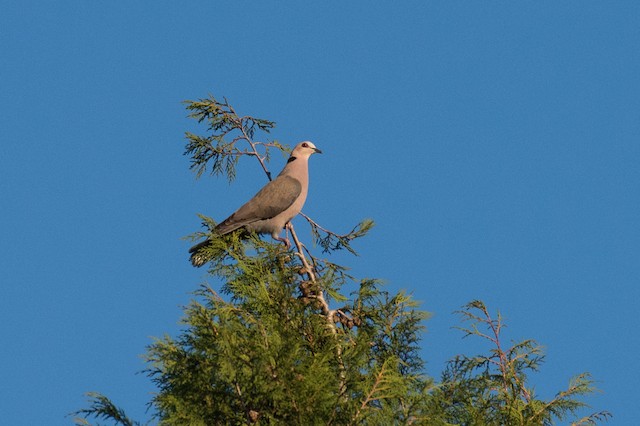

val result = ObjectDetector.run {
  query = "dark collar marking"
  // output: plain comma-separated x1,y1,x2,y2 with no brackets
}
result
287,156,297,163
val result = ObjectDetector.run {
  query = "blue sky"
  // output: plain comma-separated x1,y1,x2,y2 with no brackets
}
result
1,2,638,424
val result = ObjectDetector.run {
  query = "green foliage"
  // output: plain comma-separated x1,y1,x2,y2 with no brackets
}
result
307,216,375,256
183,95,279,181
426,300,612,425
75,96,609,426
140,237,433,424
72,392,141,426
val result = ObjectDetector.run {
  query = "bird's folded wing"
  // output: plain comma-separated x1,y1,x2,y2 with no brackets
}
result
216,175,302,234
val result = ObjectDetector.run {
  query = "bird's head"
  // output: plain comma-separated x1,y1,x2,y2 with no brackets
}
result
291,141,322,158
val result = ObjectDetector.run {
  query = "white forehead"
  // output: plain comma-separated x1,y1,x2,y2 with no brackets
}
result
298,141,315,149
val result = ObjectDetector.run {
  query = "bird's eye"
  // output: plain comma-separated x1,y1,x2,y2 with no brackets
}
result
302,143,308,148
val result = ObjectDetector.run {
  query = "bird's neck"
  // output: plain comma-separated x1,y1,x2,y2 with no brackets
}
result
279,156,309,181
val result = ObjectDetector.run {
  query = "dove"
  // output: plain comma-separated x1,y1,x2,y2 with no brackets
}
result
189,141,322,267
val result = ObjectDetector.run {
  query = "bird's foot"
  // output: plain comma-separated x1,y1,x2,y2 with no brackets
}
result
282,238,292,249
273,235,291,249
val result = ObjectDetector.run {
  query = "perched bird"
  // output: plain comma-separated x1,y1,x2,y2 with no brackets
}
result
189,141,322,267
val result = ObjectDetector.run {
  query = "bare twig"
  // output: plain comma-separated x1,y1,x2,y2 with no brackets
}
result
289,225,332,316
227,102,274,181
289,224,347,397
299,213,345,238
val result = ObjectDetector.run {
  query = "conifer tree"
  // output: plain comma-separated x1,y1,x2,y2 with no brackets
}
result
74,96,609,425
426,301,611,425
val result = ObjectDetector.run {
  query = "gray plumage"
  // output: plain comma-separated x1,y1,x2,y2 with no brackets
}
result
189,141,322,267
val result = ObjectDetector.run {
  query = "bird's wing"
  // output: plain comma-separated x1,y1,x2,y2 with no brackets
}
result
215,175,302,234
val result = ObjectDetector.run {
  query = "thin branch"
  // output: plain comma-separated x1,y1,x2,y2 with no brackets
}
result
350,359,393,425
299,213,347,239
289,223,347,401
227,102,274,181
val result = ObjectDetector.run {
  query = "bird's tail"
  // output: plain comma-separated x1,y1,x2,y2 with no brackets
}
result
189,239,210,267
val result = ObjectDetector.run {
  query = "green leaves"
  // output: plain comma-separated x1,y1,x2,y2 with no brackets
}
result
141,236,433,424
72,393,141,426
183,95,276,181
144,259,342,424
307,216,375,255
428,302,612,426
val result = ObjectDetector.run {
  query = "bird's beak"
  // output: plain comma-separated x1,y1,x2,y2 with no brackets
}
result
314,147,323,154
